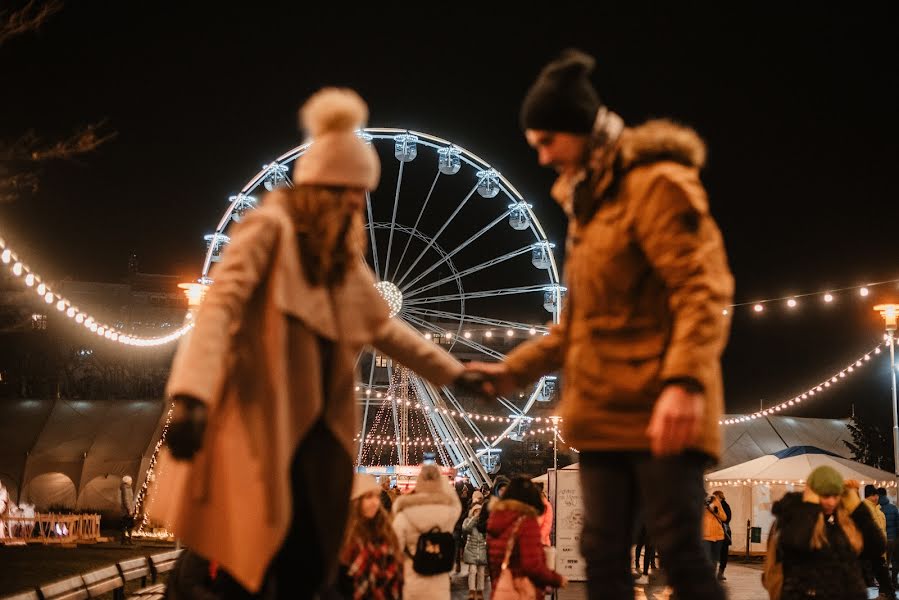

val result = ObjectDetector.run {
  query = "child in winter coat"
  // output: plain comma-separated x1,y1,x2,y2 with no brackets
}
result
462,491,488,599
336,474,403,600
487,476,567,594
771,466,885,600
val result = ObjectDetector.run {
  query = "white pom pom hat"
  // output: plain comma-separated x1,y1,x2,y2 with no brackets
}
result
293,87,380,191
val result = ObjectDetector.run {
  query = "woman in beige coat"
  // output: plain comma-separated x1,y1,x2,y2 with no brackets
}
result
156,88,467,598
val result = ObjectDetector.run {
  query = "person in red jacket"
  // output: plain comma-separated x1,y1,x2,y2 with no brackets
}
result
487,476,568,591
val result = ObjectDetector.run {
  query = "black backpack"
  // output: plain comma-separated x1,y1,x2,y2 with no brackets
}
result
405,527,456,575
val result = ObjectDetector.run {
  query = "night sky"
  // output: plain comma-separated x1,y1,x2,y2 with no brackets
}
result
1,4,897,422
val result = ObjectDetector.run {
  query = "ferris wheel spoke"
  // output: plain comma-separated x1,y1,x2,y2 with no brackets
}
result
402,314,505,361
391,170,441,282
365,192,381,280
395,183,479,287
403,307,549,334
400,208,513,293
496,396,524,416
404,285,549,306
382,161,404,278
404,244,536,298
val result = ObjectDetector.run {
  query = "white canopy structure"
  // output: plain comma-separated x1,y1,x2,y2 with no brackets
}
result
705,446,897,553
0,399,166,516
707,445,896,487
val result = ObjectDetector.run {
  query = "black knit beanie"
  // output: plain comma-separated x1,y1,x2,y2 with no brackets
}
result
520,49,602,134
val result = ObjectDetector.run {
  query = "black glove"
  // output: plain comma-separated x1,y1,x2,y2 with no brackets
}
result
166,395,208,460
454,370,491,397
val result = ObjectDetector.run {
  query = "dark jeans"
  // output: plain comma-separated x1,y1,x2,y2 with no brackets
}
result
579,451,726,600
718,540,730,574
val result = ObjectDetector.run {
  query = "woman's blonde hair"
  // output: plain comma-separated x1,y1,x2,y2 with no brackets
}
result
289,185,365,286
810,505,862,554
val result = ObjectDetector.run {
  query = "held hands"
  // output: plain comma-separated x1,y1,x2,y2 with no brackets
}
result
645,384,704,457
458,361,516,398
165,395,208,461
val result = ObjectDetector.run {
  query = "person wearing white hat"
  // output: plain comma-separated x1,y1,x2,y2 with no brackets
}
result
157,87,474,598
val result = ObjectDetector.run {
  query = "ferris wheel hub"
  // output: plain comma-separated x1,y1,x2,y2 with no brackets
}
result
374,281,403,318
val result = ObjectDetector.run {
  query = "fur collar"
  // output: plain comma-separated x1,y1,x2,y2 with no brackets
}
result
393,490,458,513
489,498,539,517
616,119,706,171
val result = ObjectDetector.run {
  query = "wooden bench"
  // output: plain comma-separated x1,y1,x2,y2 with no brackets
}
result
116,556,150,589
81,564,124,599
38,575,88,600
148,549,182,582
0,591,40,600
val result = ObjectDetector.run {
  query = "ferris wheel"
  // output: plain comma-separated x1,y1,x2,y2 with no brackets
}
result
202,129,564,486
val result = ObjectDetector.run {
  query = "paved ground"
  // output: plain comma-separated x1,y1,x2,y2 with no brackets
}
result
450,562,770,599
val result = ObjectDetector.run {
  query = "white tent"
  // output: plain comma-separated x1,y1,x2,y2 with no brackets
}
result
532,463,578,484
718,415,851,469
705,446,897,553
0,399,166,517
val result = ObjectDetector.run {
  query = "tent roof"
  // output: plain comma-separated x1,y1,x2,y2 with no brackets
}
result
718,415,851,469
706,445,896,486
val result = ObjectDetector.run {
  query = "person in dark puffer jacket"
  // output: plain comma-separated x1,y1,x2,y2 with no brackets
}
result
877,486,899,586
773,466,885,600
486,476,567,592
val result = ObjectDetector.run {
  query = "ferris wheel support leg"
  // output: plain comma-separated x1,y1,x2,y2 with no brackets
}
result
417,378,491,487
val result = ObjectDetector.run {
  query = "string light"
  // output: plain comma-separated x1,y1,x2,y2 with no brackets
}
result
356,387,554,424
719,341,885,425
728,277,899,315
0,236,194,347
131,402,175,539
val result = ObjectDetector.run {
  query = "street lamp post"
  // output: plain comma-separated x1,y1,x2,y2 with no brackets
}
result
548,415,560,471
874,304,899,479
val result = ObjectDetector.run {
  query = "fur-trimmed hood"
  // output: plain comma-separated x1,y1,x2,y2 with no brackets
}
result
615,119,706,171
556,118,707,222
487,498,542,540
488,498,540,517
393,489,459,514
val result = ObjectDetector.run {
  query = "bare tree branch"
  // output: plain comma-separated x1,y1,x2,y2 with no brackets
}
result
0,2,118,204
0,121,117,203
0,120,119,161
0,0,64,46
0,169,39,204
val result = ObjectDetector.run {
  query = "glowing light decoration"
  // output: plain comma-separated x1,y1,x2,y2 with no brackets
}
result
374,281,403,318
0,236,194,347
727,277,899,315
131,402,174,540
720,341,886,425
